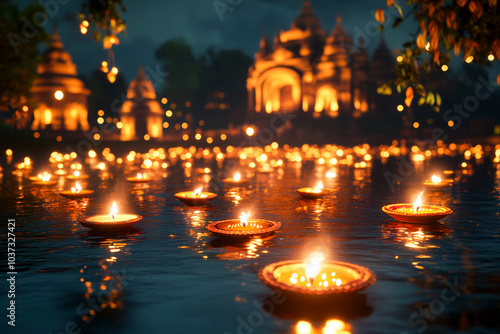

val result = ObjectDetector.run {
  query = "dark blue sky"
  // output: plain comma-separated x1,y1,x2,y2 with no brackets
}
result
20,0,421,81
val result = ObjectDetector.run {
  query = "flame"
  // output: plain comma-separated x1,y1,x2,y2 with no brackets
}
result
71,182,82,193
313,181,324,193
74,170,80,177
194,187,202,196
240,211,249,227
233,172,241,182
413,191,424,213
305,251,324,284
431,175,441,183
137,173,142,180
110,201,118,220
42,174,51,182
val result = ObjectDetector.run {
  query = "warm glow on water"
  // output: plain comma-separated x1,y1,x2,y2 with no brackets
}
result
1,144,499,333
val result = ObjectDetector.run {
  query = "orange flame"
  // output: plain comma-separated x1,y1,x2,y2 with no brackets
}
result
194,187,202,196
413,191,424,213
110,201,118,220
239,211,249,227
431,175,441,183
233,172,241,182
305,251,324,284
313,181,324,193
71,182,82,193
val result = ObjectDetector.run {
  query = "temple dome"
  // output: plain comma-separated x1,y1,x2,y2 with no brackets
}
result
30,27,90,131
291,0,323,35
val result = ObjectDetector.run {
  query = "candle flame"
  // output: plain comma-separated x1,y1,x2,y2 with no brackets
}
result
42,174,51,182
110,201,118,220
313,181,324,193
137,173,142,180
413,191,424,213
431,175,441,183
240,211,249,227
71,182,82,193
233,172,241,182
194,187,202,196
74,170,80,177
305,251,324,284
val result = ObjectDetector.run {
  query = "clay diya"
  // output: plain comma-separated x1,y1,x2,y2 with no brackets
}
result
223,172,249,186
126,172,150,183
382,191,452,223
423,175,453,189
59,182,94,199
80,201,142,231
207,212,280,237
66,170,89,181
296,182,332,199
175,187,217,205
31,173,58,186
259,252,375,297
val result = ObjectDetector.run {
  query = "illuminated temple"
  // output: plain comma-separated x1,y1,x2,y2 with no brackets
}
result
31,27,90,131
119,66,163,141
247,0,394,118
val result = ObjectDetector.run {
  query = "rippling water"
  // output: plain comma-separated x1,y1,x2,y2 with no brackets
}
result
1,154,499,334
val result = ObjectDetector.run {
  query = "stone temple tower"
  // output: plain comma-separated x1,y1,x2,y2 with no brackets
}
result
119,65,163,141
31,26,90,131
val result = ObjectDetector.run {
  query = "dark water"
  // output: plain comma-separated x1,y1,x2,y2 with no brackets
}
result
1,152,500,334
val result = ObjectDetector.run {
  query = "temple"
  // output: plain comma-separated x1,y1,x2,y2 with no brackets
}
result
119,65,163,141
247,0,394,119
31,26,90,131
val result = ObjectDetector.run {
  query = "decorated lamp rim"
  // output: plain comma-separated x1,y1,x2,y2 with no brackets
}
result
206,218,280,236
259,260,376,295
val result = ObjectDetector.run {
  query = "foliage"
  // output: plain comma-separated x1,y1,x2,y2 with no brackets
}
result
0,0,49,113
375,0,500,109
79,0,126,49
155,38,252,127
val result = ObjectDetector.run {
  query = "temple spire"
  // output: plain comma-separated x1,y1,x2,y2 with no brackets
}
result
50,22,63,49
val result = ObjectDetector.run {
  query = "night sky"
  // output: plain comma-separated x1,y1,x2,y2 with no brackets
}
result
16,0,422,82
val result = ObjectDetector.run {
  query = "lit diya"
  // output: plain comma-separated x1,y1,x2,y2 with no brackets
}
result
207,211,280,237
126,172,150,183
80,201,142,231
66,170,89,180
59,182,94,199
296,181,332,199
31,173,58,186
382,191,453,223
223,172,249,186
175,186,217,205
423,175,453,189
29,172,53,182
259,251,375,296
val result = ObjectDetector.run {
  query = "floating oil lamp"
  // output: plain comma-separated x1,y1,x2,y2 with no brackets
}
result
223,172,249,186
59,182,94,199
382,191,452,223
259,251,375,297
207,211,280,237
66,170,89,180
296,181,332,199
31,173,58,186
126,172,150,183
80,201,142,231
175,186,217,205
29,172,53,182
423,175,453,189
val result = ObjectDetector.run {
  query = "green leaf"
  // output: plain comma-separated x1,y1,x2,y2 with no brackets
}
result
415,84,426,96
395,3,404,17
393,18,404,28
418,97,426,106
426,92,435,105
377,84,392,95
